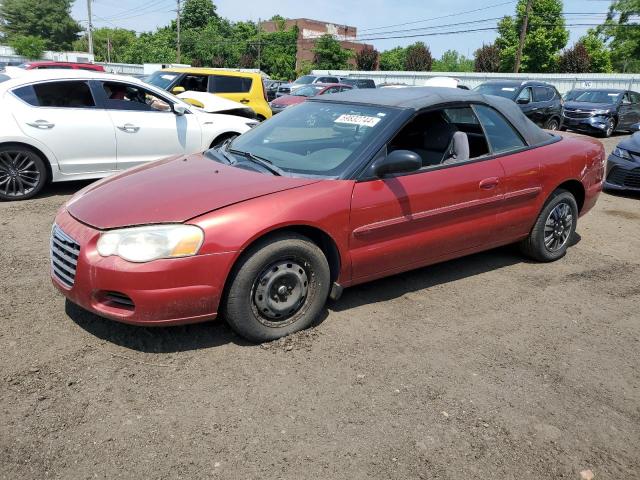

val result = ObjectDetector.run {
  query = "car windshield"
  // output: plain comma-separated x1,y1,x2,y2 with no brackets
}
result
211,101,398,178
564,90,584,101
572,91,622,104
474,84,519,99
294,75,315,85
292,85,324,97
146,71,180,90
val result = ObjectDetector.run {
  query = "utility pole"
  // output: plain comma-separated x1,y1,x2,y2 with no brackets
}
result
514,0,532,73
257,18,261,71
176,0,181,63
86,0,94,56
107,37,112,63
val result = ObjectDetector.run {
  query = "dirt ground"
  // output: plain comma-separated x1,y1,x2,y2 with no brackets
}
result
1,133,639,480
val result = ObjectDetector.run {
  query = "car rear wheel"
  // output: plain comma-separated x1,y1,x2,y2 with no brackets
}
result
0,146,47,201
545,118,560,130
223,233,331,343
519,189,578,262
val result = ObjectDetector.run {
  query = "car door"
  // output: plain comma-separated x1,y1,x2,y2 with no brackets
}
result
472,104,543,239
618,92,634,129
349,105,505,282
96,80,201,170
208,74,252,105
9,79,116,174
631,92,640,124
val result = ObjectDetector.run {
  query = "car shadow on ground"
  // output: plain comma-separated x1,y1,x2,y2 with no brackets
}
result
39,180,93,200
67,241,559,353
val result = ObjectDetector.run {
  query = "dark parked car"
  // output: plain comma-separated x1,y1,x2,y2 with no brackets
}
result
474,81,563,130
269,83,353,114
276,75,341,97
562,89,640,138
264,79,285,101
339,77,376,89
605,131,640,192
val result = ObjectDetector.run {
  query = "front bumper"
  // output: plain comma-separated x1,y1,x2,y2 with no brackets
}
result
562,114,611,133
604,154,640,192
51,209,236,326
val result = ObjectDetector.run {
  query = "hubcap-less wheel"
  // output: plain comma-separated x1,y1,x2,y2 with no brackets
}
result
544,202,573,252
605,119,615,137
252,259,309,327
0,151,40,198
547,119,559,130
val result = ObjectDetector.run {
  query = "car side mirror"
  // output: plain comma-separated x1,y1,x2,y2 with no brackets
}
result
173,104,188,116
373,150,422,177
516,97,530,105
172,86,185,94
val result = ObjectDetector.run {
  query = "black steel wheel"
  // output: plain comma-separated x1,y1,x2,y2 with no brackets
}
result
0,146,47,201
545,118,560,131
520,189,578,262
223,233,330,342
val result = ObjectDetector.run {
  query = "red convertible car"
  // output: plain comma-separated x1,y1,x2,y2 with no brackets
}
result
51,88,604,342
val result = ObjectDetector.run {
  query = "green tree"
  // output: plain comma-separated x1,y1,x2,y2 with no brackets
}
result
579,30,612,73
495,0,569,72
0,0,81,50
259,26,299,79
404,42,433,71
474,43,501,72
598,0,640,72
433,50,474,72
181,0,218,30
312,34,352,70
355,45,379,71
557,42,591,73
379,46,406,70
123,28,177,64
9,34,46,59
73,28,137,63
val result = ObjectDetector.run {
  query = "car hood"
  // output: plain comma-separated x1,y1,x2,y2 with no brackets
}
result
177,91,248,113
564,101,616,111
271,95,306,107
617,131,640,152
66,154,320,230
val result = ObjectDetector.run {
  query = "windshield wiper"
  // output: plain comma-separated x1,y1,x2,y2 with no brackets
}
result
228,148,285,176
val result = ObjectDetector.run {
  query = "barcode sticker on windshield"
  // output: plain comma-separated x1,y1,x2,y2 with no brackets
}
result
335,114,381,127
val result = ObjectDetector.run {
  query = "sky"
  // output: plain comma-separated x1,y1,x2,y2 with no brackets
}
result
71,0,610,58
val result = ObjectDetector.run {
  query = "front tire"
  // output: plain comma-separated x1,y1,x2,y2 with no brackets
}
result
519,189,578,262
545,118,560,131
0,146,47,201
602,118,616,138
223,233,330,343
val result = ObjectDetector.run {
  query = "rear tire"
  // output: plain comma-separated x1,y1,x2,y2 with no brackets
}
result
545,118,560,131
519,189,578,262
0,145,48,201
223,233,330,343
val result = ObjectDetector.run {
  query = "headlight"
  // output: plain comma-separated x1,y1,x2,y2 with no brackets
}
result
593,110,611,115
97,224,204,263
613,147,632,160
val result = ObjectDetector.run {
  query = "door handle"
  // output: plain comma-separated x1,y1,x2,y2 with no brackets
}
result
239,99,250,104
479,177,499,190
26,120,55,129
117,123,140,133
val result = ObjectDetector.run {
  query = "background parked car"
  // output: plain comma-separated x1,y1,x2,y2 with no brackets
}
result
269,83,353,114
13,61,105,72
0,70,255,200
562,89,640,137
264,79,286,101
474,80,563,130
276,74,341,97
338,77,376,89
605,131,640,192
146,68,272,120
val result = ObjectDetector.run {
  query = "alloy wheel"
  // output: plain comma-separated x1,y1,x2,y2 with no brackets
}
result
544,202,573,252
0,151,40,198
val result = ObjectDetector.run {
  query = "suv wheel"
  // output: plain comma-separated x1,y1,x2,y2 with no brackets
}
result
545,118,559,130
603,118,616,138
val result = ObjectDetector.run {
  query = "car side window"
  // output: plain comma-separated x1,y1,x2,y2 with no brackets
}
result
323,87,340,94
517,87,531,103
101,82,172,112
208,75,252,93
178,74,208,92
532,87,547,102
631,92,640,104
473,105,526,154
13,81,95,108
548,87,558,100
622,93,632,105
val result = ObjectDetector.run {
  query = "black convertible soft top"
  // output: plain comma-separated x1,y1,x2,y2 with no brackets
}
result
310,86,552,147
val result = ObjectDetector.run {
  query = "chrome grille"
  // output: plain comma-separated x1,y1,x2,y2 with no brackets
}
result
563,110,594,119
50,225,80,288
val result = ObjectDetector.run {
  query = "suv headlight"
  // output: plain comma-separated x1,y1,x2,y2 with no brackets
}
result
97,224,204,263
593,109,611,115
613,147,632,160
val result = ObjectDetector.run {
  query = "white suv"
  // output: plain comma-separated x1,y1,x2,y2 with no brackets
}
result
0,70,255,200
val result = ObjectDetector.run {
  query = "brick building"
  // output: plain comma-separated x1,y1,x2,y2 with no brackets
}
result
260,18,374,70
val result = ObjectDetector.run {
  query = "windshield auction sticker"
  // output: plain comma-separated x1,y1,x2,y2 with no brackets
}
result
335,114,381,127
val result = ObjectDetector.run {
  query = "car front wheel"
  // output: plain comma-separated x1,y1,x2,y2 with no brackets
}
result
223,233,331,342
0,146,47,201
519,189,578,262
603,118,616,138
545,118,560,130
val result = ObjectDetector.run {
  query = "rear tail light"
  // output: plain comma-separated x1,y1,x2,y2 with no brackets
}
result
261,80,268,102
